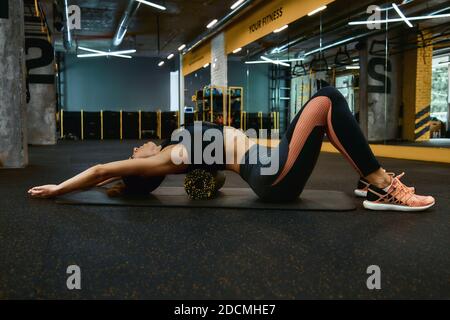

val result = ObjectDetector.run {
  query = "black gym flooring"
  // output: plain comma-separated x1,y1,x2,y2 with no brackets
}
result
0,140,449,299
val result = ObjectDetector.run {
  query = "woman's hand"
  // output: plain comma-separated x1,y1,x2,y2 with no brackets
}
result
28,185,61,198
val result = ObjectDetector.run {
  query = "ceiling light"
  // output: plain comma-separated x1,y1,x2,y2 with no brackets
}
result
207,19,218,29
167,53,174,59
375,0,415,11
231,0,244,10
308,5,327,16
77,47,136,59
178,44,186,51
349,13,450,25
135,0,166,11
430,6,450,15
158,61,165,67
233,47,242,54
77,53,133,59
287,58,305,62
273,25,288,33
203,63,210,68
346,65,360,70
189,40,202,52
245,57,305,64
271,47,280,54
392,3,413,27
261,56,290,67
245,60,272,65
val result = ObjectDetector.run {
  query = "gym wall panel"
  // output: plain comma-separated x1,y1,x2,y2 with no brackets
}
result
184,66,211,108
122,112,140,139
63,55,173,112
228,60,270,113
83,112,101,140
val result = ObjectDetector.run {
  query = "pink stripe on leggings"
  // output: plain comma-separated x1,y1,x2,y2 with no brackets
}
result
272,96,362,186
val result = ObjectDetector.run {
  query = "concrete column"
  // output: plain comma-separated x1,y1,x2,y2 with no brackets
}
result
0,0,28,168
25,2,57,145
402,32,433,141
211,32,228,124
211,32,227,87
364,33,402,142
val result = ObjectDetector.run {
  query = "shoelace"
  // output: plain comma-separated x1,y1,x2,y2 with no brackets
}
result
389,173,415,204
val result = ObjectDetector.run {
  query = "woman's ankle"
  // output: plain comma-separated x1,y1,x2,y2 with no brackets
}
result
365,168,392,189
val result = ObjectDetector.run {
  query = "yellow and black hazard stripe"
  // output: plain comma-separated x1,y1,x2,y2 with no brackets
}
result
414,106,430,140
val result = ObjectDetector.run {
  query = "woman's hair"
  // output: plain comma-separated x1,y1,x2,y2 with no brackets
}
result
106,141,167,197
106,175,165,197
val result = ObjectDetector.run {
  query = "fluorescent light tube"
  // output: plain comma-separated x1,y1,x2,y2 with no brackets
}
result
392,3,413,27
261,56,290,67
135,0,166,11
77,47,136,59
231,0,244,10
349,13,450,25
207,19,218,29
273,25,288,33
308,5,327,16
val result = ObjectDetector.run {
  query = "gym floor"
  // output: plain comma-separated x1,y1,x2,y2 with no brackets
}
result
0,140,449,299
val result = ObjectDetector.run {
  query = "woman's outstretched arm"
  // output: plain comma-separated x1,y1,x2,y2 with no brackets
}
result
28,145,187,198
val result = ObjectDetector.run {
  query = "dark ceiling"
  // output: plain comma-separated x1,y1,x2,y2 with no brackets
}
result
232,0,450,64
49,0,450,60
53,0,239,57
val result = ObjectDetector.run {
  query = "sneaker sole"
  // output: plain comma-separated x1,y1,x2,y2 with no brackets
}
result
363,200,435,212
354,189,367,198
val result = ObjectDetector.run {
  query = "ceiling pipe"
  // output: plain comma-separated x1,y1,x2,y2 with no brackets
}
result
62,0,73,50
184,0,261,52
112,0,141,48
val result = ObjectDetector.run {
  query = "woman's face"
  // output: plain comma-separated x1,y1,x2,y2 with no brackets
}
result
132,142,162,159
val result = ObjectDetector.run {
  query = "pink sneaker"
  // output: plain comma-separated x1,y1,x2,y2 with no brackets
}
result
363,173,435,212
355,173,414,198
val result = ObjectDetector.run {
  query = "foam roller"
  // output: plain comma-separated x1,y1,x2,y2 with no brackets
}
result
184,170,226,200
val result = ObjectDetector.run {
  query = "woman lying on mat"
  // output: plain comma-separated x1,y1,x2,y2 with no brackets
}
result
28,86,435,212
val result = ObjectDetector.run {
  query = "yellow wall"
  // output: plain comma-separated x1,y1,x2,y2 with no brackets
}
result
322,142,450,164
225,0,335,54
402,31,433,141
182,42,211,76
255,139,450,164
182,0,335,76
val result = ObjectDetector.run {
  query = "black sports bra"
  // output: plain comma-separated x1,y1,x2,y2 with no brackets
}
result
160,122,226,172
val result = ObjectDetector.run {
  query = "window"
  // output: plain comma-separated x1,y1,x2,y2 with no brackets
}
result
336,74,356,114
431,55,449,124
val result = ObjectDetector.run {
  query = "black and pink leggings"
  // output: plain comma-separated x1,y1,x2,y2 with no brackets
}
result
239,86,381,201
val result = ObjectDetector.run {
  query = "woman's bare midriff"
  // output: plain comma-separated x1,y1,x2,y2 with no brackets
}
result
162,126,256,174
223,126,256,174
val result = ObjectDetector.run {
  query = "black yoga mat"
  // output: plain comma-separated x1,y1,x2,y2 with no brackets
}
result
56,187,356,211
